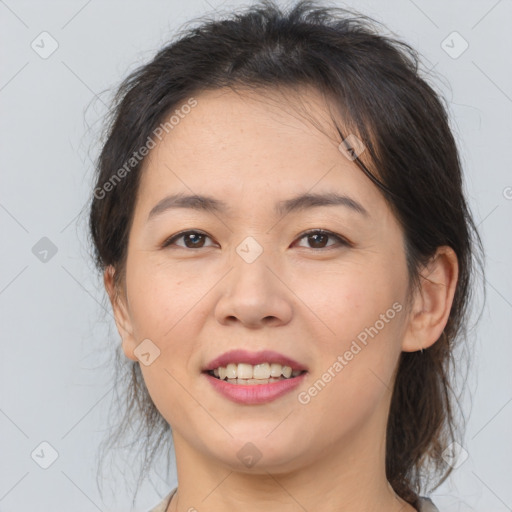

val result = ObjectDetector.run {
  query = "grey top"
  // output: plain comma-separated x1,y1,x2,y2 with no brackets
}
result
147,488,440,512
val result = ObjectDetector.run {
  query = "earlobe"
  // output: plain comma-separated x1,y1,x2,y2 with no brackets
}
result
401,246,459,353
103,266,138,361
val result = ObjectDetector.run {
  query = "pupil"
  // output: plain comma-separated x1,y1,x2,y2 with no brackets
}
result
186,233,203,248
310,233,327,248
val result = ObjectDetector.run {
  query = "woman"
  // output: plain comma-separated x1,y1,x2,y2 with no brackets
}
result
89,1,484,511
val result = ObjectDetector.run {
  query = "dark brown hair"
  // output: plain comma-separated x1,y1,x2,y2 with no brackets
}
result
89,0,485,507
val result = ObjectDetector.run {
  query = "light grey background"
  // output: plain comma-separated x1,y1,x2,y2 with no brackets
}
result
1,0,511,511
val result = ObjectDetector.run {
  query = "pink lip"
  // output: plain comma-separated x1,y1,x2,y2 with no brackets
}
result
203,371,307,405
203,349,307,372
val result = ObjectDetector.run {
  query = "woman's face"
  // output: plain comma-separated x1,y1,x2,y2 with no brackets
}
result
110,87,417,473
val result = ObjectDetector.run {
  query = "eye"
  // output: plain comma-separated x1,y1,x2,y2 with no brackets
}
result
161,230,216,249
161,229,350,251
294,229,350,250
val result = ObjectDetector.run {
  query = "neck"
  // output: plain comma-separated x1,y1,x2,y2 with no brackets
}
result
167,414,416,512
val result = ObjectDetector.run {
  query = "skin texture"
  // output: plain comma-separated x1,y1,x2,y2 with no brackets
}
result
104,87,458,512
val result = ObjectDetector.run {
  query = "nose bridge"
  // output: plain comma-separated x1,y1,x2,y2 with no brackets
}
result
214,234,293,327
229,233,277,295
234,234,267,266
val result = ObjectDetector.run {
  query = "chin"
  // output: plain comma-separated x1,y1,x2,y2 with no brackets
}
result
208,433,307,473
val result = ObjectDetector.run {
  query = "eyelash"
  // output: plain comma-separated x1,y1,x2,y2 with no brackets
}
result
161,229,351,251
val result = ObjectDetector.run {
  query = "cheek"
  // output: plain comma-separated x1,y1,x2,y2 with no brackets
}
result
299,318,402,443
310,264,394,334
305,265,405,404
125,255,206,341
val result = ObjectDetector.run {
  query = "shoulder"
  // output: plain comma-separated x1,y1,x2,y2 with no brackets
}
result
147,488,177,512
417,496,440,512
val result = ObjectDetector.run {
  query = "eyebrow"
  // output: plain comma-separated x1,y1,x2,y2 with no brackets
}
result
147,191,369,222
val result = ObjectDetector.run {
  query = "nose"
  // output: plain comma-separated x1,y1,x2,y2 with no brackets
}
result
214,251,294,329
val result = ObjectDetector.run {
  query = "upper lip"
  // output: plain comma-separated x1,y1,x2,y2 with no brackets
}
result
203,349,308,372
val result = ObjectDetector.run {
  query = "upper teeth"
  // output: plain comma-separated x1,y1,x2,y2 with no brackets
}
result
212,363,302,380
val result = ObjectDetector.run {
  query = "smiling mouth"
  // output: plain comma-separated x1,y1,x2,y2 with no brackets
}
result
205,362,307,385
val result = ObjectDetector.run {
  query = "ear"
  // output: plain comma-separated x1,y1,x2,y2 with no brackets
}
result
401,246,459,352
104,266,138,361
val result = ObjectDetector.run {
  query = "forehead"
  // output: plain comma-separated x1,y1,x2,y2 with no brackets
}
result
135,87,386,221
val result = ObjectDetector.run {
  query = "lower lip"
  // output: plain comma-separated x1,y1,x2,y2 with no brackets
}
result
203,372,307,405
